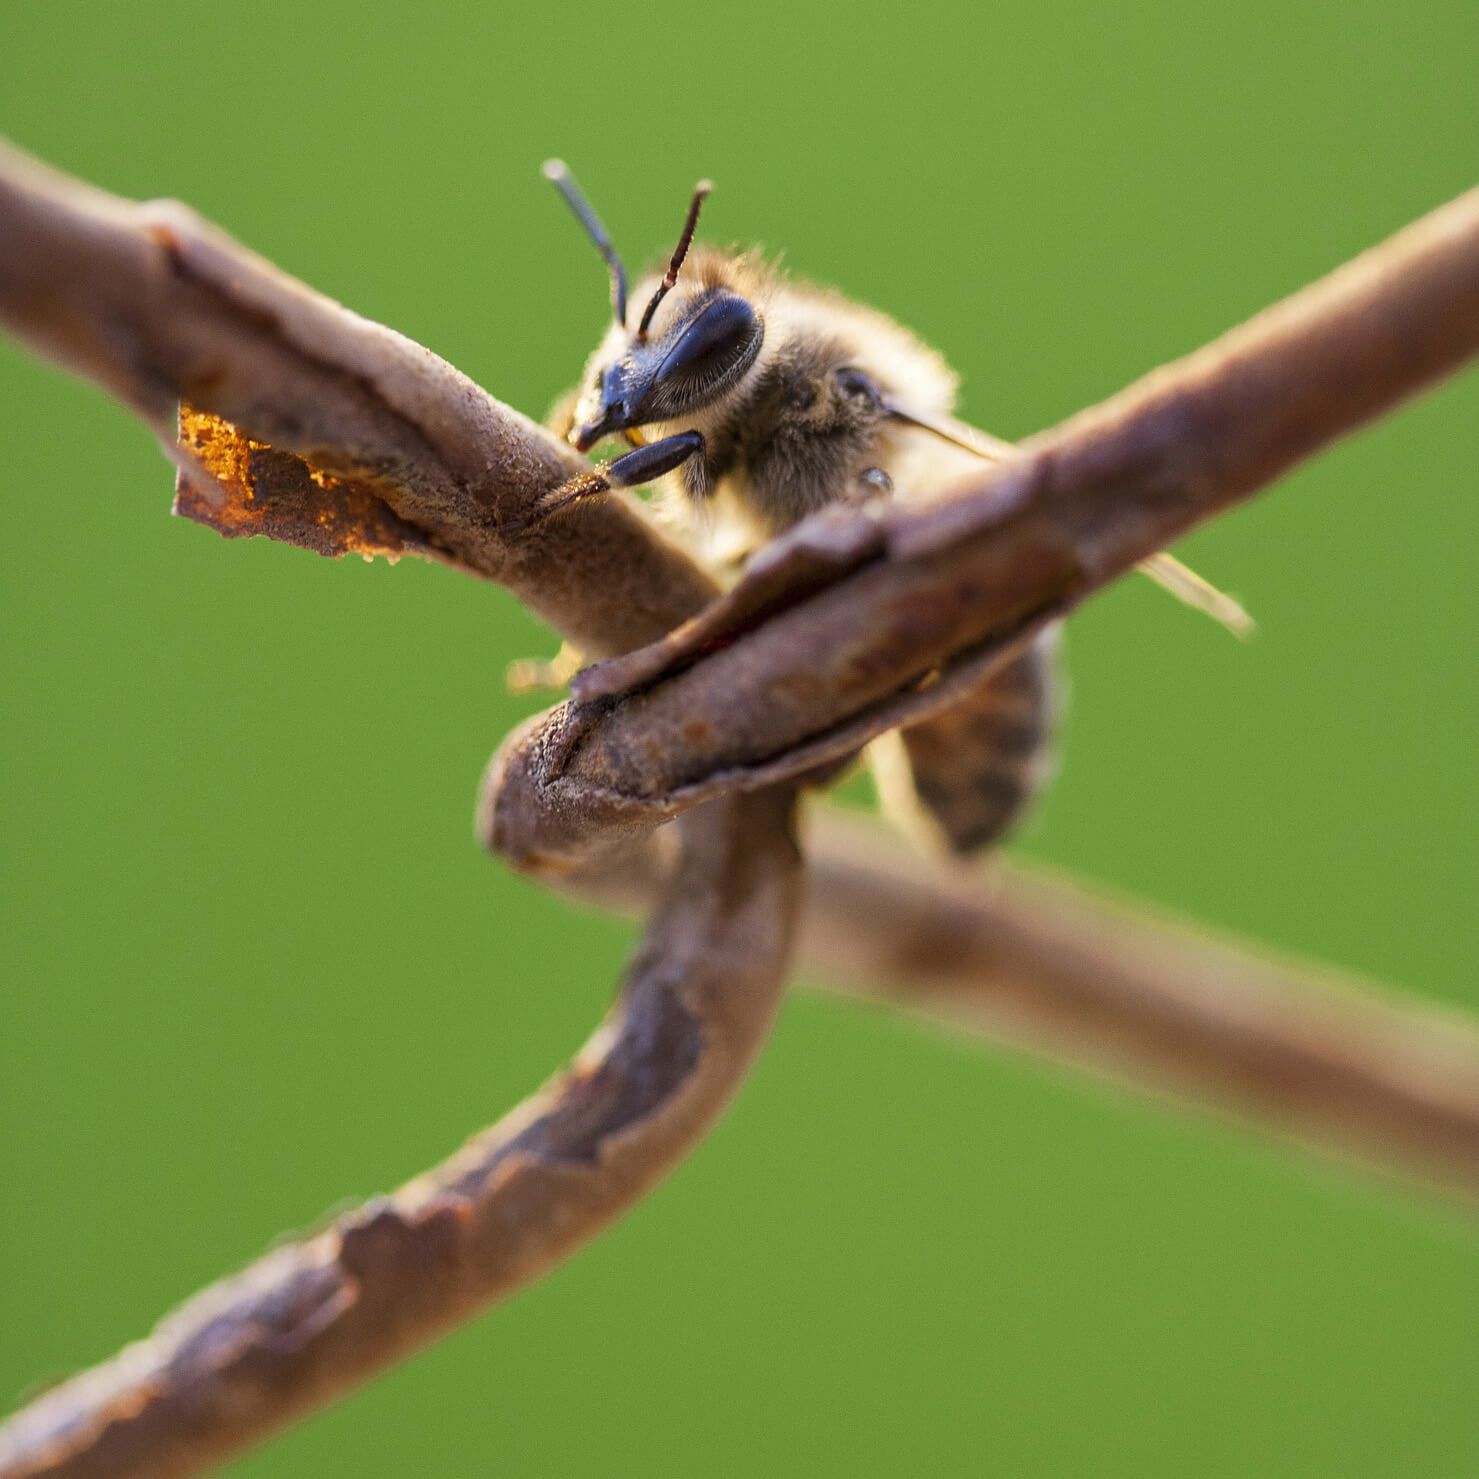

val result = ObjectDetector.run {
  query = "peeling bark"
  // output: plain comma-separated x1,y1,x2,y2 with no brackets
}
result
1,138,1477,1478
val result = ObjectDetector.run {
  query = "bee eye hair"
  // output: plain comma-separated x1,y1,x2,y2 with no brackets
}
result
653,295,762,408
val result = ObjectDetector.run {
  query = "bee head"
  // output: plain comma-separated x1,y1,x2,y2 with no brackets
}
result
544,162,764,451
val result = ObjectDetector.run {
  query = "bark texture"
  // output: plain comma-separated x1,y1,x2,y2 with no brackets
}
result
2,139,1477,1477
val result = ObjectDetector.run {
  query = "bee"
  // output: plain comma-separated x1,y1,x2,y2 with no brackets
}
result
530,162,1248,854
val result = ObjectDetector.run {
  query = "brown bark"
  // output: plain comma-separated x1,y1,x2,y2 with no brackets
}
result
0,137,797,1479
1,137,1477,1478
484,183,1479,867
564,810,1479,1202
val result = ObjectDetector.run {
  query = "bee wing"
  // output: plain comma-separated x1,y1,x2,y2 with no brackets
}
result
859,404,1051,853
885,402,1253,635
1136,552,1255,637
881,401,1017,462
870,404,1249,855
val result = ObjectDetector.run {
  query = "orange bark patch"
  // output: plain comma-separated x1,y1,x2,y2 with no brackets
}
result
173,405,418,561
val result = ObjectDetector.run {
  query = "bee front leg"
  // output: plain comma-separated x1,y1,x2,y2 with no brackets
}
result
513,430,706,533
505,640,584,695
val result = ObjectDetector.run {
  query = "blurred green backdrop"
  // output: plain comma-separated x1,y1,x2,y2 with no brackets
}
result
2,1,1477,1474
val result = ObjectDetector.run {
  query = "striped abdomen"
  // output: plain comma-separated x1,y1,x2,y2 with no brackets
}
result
877,628,1060,855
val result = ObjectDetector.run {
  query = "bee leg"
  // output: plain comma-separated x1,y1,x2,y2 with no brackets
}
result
606,430,707,490
509,431,706,533
506,640,583,695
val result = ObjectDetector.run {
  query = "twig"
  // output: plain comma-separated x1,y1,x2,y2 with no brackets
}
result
555,808,1479,1199
484,183,1479,867
0,791,799,1479
1,138,1477,1477
0,138,798,1479
0,140,718,659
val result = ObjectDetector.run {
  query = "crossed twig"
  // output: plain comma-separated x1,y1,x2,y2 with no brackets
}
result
2,140,1477,1479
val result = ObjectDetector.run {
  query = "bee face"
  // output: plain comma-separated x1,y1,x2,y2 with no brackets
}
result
570,289,764,450
536,162,1075,863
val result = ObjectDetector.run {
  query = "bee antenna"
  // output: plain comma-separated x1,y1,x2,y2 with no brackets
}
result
543,159,629,327
636,179,714,340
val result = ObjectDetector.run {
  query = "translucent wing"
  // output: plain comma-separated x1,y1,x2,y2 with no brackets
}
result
871,407,1249,855
884,402,1253,636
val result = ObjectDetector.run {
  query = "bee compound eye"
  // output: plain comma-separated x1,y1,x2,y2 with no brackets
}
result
656,296,762,395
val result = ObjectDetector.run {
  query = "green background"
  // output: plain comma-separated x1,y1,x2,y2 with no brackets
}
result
3,1,1477,1474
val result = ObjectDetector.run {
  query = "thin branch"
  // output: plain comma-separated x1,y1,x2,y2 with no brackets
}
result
801,819,1479,1200
0,140,798,1478
557,809,1479,1200
484,184,1479,869
0,790,800,1479
0,139,719,659
2,139,1477,1479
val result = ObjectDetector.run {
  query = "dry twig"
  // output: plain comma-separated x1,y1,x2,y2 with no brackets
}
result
569,810,1479,1196
486,182,1479,865
0,138,799,1479
1,139,1477,1477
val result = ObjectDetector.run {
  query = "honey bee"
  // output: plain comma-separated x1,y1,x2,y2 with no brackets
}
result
531,162,1248,853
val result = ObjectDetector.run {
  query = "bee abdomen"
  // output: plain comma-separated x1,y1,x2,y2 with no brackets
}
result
886,628,1060,855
